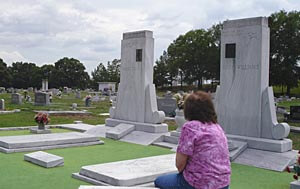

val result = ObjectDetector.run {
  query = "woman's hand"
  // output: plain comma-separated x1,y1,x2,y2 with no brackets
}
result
176,152,188,172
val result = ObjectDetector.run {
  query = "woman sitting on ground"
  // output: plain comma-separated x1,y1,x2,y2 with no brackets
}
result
154,91,231,189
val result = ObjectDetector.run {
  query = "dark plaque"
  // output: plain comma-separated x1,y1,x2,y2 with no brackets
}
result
136,49,142,62
225,43,236,58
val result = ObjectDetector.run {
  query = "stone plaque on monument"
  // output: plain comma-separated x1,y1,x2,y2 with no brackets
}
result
11,93,22,104
34,92,50,106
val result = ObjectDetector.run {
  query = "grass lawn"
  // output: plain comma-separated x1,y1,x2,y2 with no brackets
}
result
0,128,72,136
0,92,110,127
0,137,294,189
0,90,298,188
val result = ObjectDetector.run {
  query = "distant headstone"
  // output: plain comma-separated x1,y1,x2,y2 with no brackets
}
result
42,79,48,91
11,93,22,104
0,87,5,93
27,87,34,92
290,106,300,120
34,92,50,106
164,91,173,98
92,95,100,102
72,103,77,110
0,99,5,110
75,91,81,99
63,87,68,94
157,97,177,117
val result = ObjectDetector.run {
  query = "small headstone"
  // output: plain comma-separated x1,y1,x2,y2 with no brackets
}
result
0,87,5,93
11,93,22,104
157,97,177,117
76,91,81,99
0,99,5,110
34,92,50,106
92,95,100,102
24,151,64,168
27,87,33,92
290,106,300,120
72,103,78,110
164,91,173,98
42,79,48,91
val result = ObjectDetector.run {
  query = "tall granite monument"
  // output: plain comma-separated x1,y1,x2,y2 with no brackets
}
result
106,30,167,133
215,17,291,152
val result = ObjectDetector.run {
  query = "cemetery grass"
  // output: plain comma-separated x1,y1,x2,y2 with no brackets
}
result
0,92,110,127
0,128,71,136
0,138,173,189
0,137,294,189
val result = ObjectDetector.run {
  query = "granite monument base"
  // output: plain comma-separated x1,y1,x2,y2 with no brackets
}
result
227,134,292,152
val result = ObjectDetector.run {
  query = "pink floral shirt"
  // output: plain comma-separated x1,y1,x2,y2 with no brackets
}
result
177,120,231,189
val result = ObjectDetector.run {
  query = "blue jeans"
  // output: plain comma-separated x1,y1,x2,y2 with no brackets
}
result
154,173,229,189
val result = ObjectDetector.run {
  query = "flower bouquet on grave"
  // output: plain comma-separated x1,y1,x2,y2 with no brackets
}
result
286,151,300,180
34,112,50,130
173,92,189,131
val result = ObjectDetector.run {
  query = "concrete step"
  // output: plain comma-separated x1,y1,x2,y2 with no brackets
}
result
163,135,178,144
228,140,248,161
105,123,135,140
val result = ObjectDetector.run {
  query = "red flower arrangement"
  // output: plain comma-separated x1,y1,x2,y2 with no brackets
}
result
34,112,50,125
286,150,300,180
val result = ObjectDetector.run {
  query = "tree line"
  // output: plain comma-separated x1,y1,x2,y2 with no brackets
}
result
154,10,300,95
0,57,120,90
0,10,299,95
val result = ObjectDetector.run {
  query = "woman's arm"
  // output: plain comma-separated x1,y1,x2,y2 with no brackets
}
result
176,152,188,172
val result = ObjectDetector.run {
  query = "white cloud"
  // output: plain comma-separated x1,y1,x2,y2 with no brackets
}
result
0,0,299,74
0,51,29,64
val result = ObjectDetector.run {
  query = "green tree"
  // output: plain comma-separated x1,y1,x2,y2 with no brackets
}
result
269,10,300,95
0,58,12,88
167,29,220,89
9,62,42,88
52,57,90,89
107,59,121,82
91,63,109,89
154,51,169,87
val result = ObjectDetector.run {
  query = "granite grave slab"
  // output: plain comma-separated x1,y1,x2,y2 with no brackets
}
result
24,151,64,168
0,132,103,153
73,154,177,186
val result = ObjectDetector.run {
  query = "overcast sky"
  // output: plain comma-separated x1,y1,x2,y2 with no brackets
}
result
0,0,299,74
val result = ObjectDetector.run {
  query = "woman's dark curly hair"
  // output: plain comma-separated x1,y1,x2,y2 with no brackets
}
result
184,91,217,123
